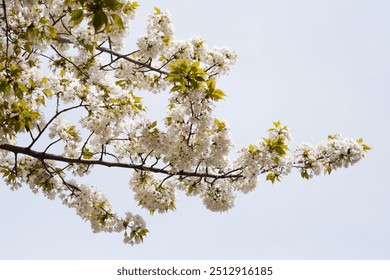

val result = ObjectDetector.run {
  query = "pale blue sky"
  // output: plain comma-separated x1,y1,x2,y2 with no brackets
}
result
1,0,390,259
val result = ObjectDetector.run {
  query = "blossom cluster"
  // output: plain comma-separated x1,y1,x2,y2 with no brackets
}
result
130,171,176,214
293,134,368,179
137,7,175,59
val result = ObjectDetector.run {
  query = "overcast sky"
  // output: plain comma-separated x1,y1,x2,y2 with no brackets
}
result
1,0,390,259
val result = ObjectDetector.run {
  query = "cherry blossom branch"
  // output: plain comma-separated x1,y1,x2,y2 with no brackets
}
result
1,0,10,72
0,144,244,180
55,36,168,76
28,103,87,149
97,46,168,75
50,45,89,77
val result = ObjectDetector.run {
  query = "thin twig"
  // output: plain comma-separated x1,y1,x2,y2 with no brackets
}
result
28,103,87,149
50,45,89,77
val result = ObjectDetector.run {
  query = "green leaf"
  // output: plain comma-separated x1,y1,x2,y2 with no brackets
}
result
207,78,216,92
162,36,170,46
211,89,226,100
192,61,200,68
165,117,172,126
17,82,28,92
13,83,23,99
47,26,57,39
154,6,161,14
130,231,135,240
111,14,124,29
14,121,21,132
124,2,139,13
70,9,84,26
42,88,52,96
301,170,310,180
105,0,123,11
82,148,94,159
132,95,142,103
273,120,281,128
93,11,108,32
362,144,371,152
66,125,79,139
39,17,49,24
194,75,205,82
266,173,276,184
206,78,226,100
214,118,226,132
36,96,46,105
24,42,32,53
149,121,157,128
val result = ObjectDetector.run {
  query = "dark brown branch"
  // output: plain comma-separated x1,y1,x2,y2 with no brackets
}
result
50,45,89,77
0,144,243,180
97,46,168,75
44,138,61,153
49,13,66,26
40,160,81,194
1,0,10,72
28,103,87,149
55,36,168,76
99,50,139,70
78,132,94,160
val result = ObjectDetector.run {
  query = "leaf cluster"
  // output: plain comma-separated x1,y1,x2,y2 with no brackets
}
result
69,0,139,32
167,59,226,101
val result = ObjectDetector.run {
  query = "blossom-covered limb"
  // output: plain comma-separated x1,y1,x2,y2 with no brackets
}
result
0,1,370,245
0,143,245,180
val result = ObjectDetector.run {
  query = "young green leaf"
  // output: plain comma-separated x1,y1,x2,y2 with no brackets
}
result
154,6,161,14
211,89,226,100
93,11,108,32
70,9,84,26
266,172,276,184
105,0,123,11
42,88,52,96
214,118,226,132
17,82,28,93
301,170,310,180
111,14,124,29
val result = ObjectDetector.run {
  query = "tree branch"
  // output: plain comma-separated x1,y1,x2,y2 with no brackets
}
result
1,0,10,72
97,46,168,75
50,45,89,78
55,36,168,76
0,144,243,180
28,103,87,149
